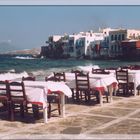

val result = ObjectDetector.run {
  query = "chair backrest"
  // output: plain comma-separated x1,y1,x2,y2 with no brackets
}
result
116,69,129,84
105,67,117,70
8,81,26,100
0,80,9,98
120,66,130,70
92,68,110,74
129,65,140,70
22,76,36,81
75,72,90,91
71,69,83,74
53,72,66,82
45,76,60,82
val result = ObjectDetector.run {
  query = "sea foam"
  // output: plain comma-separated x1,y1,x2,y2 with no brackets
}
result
0,71,29,80
14,56,35,60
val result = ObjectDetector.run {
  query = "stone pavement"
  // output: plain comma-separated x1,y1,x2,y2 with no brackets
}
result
1,95,140,139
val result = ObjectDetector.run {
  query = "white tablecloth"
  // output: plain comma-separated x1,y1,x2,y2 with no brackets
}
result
106,69,140,95
23,81,72,123
64,73,117,92
24,81,72,105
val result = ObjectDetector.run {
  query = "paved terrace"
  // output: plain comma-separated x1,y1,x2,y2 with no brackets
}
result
0,95,140,139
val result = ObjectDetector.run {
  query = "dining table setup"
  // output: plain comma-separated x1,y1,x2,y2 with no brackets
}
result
0,76,72,123
64,72,118,106
1,64,140,123
105,68,140,96
48,69,119,104
23,80,72,123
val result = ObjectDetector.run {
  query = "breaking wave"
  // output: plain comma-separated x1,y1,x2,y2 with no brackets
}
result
0,71,29,80
14,56,35,60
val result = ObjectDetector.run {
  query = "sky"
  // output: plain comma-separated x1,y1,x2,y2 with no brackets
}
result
0,5,140,50
1,0,140,5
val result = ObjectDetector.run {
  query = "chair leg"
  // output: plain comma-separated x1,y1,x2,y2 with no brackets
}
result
80,91,82,100
20,104,25,117
25,104,28,113
48,102,51,118
95,91,100,103
58,102,61,115
10,103,14,121
76,91,79,101
32,104,39,119
7,102,12,120
106,95,109,103
84,91,88,102
87,91,91,101
71,88,75,100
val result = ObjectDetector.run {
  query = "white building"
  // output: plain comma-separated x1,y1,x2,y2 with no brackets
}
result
71,31,104,58
48,35,62,42
127,29,140,39
45,27,140,59
102,28,127,57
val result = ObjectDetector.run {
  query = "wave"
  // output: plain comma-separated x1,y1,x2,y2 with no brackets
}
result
0,69,16,73
0,71,29,81
29,65,100,80
78,65,100,72
0,65,100,81
14,56,35,60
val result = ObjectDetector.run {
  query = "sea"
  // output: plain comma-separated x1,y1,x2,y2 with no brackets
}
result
0,55,140,81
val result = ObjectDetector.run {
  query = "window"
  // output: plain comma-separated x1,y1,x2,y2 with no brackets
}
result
111,35,114,41
114,45,117,52
118,45,121,52
118,35,121,40
122,34,125,40
115,35,117,40
111,45,113,52
69,47,74,52
69,40,74,46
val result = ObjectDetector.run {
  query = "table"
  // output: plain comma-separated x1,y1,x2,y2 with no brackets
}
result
23,81,72,123
107,69,140,96
62,73,118,106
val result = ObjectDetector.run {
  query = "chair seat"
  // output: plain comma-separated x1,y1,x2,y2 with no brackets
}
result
47,94,60,103
11,97,26,103
0,96,9,101
118,80,128,83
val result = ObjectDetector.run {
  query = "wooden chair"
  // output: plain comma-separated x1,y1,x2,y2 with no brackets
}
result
45,76,61,118
92,68,110,74
71,70,83,100
71,70,83,74
45,76,60,82
0,80,11,120
75,72,93,102
8,81,28,121
22,76,36,81
116,69,134,96
105,67,117,70
129,65,140,70
53,72,66,82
